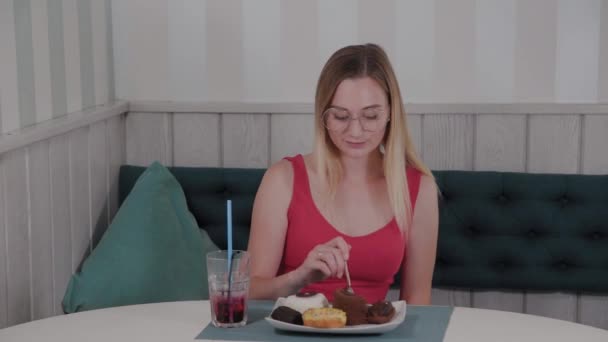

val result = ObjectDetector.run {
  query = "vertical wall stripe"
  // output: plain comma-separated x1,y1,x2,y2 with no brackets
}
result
168,0,208,101
395,0,435,102
280,0,319,102
318,0,358,67
91,0,108,105
242,0,280,102
0,0,20,133
206,0,242,101
358,0,396,61
111,0,127,99
31,0,53,123
62,0,82,113
475,0,515,102
514,0,557,102
14,0,36,128
77,0,95,108
555,0,601,102
129,0,169,100
47,0,67,118
105,0,114,101
597,0,608,101
0,158,7,327
433,0,476,102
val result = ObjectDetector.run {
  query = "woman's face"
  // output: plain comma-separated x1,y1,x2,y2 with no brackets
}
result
325,77,390,159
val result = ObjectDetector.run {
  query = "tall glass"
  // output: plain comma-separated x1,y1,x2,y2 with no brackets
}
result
207,250,250,328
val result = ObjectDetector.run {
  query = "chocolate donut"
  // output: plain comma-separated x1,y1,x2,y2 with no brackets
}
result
332,288,368,325
270,306,303,325
367,301,395,324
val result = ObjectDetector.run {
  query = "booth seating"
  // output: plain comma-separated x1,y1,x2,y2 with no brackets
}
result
119,165,608,293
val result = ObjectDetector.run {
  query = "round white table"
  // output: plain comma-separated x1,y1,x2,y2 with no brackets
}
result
0,301,606,341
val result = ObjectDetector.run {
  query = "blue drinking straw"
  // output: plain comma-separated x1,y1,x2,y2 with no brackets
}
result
227,199,233,273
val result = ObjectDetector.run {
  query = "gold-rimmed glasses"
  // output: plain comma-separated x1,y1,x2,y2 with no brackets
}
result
323,107,390,132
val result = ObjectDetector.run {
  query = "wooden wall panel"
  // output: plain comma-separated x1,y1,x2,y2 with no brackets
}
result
431,288,472,307
222,114,269,168
408,114,423,159
126,112,173,166
528,115,580,174
89,121,108,249
0,110,125,328
582,115,608,174
475,115,526,172
579,295,608,330
270,114,314,164
49,134,71,315
422,114,475,170
173,113,220,167
107,115,126,225
0,154,6,328
68,128,91,272
28,141,54,320
3,148,31,325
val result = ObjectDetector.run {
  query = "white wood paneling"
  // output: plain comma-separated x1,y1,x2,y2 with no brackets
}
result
222,114,269,168
475,115,526,171
407,114,423,159
525,292,578,322
126,112,172,166
579,295,608,330
69,128,91,272
422,114,475,170
270,114,314,164
472,291,525,313
173,113,220,167
3,148,31,325
0,111,125,328
28,141,53,320
528,115,580,173
107,115,125,222
89,122,108,249
0,155,8,328
431,288,472,307
49,134,71,315
582,115,608,174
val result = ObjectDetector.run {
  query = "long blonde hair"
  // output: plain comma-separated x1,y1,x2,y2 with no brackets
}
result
313,43,432,234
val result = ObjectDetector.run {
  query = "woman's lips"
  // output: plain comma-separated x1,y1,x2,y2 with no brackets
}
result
346,141,366,148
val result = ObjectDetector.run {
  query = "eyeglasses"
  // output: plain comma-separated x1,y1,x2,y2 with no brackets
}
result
323,107,390,132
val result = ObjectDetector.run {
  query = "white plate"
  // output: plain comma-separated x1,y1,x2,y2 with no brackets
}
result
264,298,407,335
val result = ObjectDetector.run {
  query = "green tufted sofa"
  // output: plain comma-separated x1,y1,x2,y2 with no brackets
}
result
119,165,608,293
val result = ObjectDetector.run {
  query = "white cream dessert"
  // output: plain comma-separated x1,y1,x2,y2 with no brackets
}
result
283,292,329,314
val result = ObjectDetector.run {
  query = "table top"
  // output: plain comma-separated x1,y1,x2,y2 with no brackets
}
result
1,300,607,341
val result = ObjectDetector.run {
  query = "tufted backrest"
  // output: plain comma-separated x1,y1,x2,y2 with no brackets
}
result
119,165,608,293
432,170,608,292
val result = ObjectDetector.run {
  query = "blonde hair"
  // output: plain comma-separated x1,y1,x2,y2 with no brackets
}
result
312,43,432,235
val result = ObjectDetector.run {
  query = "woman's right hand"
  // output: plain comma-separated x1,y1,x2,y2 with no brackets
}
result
293,237,351,287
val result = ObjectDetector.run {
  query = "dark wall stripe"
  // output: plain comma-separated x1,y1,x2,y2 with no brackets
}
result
105,0,115,101
14,0,36,128
47,0,67,117
77,0,95,108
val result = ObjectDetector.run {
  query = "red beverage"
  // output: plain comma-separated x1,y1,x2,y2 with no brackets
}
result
212,295,246,325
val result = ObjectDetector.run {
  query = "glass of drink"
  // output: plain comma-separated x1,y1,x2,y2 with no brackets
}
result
207,250,250,328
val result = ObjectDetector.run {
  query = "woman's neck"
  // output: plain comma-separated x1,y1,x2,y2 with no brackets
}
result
339,150,384,183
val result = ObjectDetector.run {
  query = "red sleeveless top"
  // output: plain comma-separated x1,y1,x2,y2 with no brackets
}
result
278,154,422,303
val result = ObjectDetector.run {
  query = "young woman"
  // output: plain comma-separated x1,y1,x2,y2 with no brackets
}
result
247,43,438,304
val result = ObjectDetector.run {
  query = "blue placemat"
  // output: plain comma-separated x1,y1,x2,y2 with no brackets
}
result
196,300,453,341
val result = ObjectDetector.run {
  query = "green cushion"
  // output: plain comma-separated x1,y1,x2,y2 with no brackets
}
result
63,162,219,313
